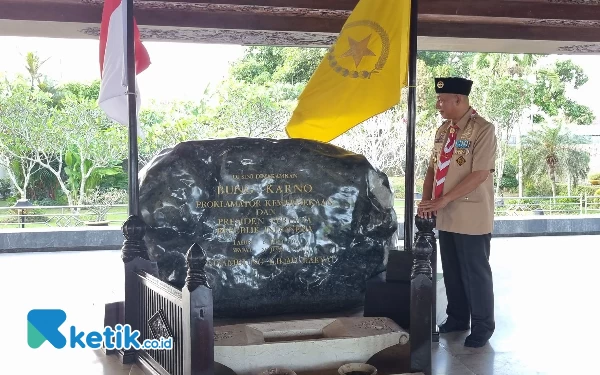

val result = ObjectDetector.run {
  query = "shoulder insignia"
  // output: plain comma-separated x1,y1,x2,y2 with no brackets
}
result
434,122,449,143
471,115,492,128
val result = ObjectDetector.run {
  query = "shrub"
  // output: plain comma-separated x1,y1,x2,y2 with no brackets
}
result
84,188,127,221
388,176,425,199
576,185,599,196
4,196,17,205
1,207,48,224
33,198,62,206
499,163,518,192
0,179,12,199
388,176,405,199
589,172,600,180
524,180,553,197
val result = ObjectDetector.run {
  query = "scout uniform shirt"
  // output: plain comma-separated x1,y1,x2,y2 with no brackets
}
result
429,108,497,235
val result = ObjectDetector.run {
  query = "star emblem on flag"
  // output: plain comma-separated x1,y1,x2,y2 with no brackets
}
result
326,20,390,79
341,35,376,68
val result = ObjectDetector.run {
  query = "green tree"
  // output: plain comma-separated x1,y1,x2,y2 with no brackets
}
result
30,98,128,207
521,120,590,197
231,46,326,85
139,98,216,165
469,54,537,195
57,80,102,104
211,80,295,138
417,51,478,78
0,85,52,200
533,60,595,125
401,58,440,178
24,51,50,90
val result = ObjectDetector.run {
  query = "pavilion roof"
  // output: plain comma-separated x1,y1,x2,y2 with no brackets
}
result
1,0,600,54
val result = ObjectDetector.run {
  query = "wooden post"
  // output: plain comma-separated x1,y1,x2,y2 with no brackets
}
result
410,215,434,375
119,214,158,364
182,243,214,375
403,0,420,251
431,233,439,343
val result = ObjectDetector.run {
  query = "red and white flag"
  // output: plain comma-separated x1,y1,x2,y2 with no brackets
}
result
98,0,150,135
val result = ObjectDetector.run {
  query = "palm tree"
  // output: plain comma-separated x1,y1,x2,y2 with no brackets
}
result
521,120,590,197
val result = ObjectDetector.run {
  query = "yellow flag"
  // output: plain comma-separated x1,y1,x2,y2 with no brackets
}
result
285,0,411,142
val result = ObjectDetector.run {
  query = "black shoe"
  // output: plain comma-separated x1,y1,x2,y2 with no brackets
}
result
438,319,470,333
464,326,493,348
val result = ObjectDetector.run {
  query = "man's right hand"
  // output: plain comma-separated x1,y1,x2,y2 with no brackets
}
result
417,200,434,218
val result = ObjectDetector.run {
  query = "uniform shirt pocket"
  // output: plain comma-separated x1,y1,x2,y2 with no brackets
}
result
460,184,483,203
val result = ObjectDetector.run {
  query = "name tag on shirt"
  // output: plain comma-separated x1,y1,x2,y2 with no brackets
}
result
456,140,470,149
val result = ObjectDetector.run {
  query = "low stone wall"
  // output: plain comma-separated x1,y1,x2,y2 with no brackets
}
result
1,215,599,253
395,215,600,240
491,215,600,237
0,226,123,253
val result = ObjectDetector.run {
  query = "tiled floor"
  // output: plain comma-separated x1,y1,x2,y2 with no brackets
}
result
1,235,598,374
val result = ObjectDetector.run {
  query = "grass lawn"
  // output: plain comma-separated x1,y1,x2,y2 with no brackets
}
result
0,202,128,229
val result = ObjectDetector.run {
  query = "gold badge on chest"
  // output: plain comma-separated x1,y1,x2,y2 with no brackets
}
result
456,155,466,166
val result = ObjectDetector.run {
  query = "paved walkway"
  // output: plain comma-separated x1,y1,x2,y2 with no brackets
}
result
433,235,599,375
0,235,597,374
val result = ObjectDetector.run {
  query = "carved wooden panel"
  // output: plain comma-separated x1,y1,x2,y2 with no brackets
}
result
148,309,173,340
79,26,338,46
545,0,600,4
557,43,600,52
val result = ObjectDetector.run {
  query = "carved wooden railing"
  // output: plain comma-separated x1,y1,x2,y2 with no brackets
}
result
119,215,214,375
409,215,436,375
134,270,184,375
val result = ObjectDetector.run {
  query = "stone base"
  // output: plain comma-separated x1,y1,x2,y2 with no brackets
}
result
385,251,413,283
364,273,411,329
102,301,124,355
214,317,409,375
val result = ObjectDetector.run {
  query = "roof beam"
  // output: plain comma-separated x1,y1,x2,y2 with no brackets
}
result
1,0,600,53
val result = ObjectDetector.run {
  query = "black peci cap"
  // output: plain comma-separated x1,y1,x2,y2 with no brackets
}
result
434,77,473,96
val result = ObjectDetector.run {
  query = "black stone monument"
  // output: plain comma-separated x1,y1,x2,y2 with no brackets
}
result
139,138,398,318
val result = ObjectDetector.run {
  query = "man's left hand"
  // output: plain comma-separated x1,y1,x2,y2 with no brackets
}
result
419,197,450,215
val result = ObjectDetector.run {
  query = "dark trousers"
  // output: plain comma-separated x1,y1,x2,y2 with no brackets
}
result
439,231,495,333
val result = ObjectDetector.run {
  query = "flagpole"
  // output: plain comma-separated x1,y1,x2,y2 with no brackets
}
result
402,0,439,345
404,0,418,251
118,0,152,363
125,0,139,217
405,2,436,371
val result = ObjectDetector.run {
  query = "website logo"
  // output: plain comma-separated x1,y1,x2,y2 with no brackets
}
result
27,309,172,350
28,309,67,349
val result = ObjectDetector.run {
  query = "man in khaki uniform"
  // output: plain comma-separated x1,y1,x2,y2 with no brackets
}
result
418,77,497,348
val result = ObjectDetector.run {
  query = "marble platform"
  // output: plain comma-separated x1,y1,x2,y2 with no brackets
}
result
1,235,599,374
214,317,409,374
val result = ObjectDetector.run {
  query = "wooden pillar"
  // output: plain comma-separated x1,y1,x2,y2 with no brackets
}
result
431,231,439,342
119,214,158,364
182,243,214,375
410,215,434,375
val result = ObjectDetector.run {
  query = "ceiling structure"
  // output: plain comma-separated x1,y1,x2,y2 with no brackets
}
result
1,0,600,54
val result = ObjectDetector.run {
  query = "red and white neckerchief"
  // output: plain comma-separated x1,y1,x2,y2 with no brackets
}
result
434,108,477,199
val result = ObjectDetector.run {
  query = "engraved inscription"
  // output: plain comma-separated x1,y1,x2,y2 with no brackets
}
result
192,171,346,267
